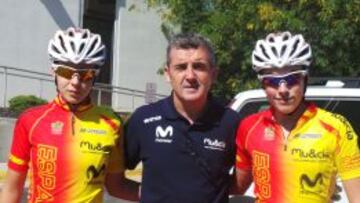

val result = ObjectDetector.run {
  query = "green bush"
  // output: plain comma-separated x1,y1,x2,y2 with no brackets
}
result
8,95,48,115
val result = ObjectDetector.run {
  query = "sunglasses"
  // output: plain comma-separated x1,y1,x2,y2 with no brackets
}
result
54,65,98,81
258,70,307,88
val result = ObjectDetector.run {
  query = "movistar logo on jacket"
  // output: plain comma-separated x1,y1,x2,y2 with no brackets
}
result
155,125,173,143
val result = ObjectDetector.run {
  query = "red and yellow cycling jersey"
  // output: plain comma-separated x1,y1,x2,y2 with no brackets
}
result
8,95,124,203
236,103,360,203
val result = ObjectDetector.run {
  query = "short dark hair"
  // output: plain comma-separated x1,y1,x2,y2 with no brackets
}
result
166,33,216,67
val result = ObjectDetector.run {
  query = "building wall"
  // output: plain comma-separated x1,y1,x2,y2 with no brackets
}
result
112,0,170,112
0,0,170,112
0,0,81,106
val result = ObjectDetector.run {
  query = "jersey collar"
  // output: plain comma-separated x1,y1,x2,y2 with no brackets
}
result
53,94,93,112
265,102,318,129
295,102,318,128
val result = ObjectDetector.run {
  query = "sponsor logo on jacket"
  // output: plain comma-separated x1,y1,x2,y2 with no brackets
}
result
144,115,162,124
155,125,173,143
203,138,226,151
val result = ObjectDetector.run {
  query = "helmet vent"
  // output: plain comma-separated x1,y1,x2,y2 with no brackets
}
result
296,47,310,58
52,45,60,54
289,39,300,57
70,41,76,52
254,54,264,62
59,36,67,52
280,45,286,57
271,47,279,57
68,30,74,37
87,38,98,56
260,45,270,59
82,32,88,39
79,42,85,53
283,34,289,41
93,50,104,58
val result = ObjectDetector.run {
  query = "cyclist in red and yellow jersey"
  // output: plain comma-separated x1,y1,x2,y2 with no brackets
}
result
235,31,360,202
0,27,139,203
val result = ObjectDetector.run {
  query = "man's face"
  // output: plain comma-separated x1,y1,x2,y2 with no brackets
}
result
165,46,217,105
54,63,97,104
260,66,306,115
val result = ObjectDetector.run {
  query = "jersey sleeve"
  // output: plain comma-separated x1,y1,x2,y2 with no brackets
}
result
124,112,141,170
8,116,31,172
335,115,360,180
235,119,252,171
107,126,125,173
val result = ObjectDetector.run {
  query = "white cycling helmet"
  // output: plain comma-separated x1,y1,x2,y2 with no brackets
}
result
252,31,312,73
48,27,106,68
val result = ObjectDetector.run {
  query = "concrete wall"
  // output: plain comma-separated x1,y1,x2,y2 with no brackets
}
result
0,118,15,162
0,0,171,111
112,0,170,112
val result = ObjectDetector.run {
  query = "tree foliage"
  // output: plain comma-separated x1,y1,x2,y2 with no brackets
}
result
146,0,360,100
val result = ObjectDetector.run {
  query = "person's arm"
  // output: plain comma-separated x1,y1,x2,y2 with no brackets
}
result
105,112,141,201
124,113,142,170
233,168,253,194
1,114,31,203
233,116,253,195
105,172,140,201
342,177,360,203
0,169,27,203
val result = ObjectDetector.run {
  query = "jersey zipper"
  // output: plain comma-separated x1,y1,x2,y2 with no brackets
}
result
283,130,296,151
71,112,75,136
283,137,288,151
280,126,289,151
69,105,76,136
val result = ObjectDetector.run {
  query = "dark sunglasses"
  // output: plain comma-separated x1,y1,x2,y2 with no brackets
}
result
258,70,307,88
54,65,98,81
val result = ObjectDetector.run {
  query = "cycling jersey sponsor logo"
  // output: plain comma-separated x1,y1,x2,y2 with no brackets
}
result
291,148,330,161
295,133,322,139
331,113,354,140
51,121,64,135
80,141,112,154
79,128,107,135
264,127,275,141
300,173,324,195
86,164,106,184
144,115,162,124
203,138,226,151
155,125,173,143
